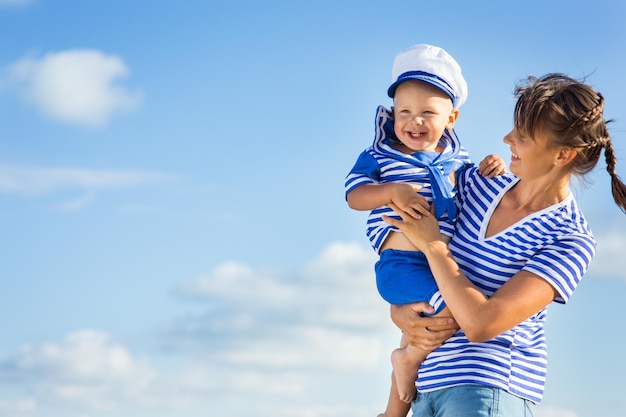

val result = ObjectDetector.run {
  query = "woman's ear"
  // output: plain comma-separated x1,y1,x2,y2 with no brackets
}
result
555,147,577,166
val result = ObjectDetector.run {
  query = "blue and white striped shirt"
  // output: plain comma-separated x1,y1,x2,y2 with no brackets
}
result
417,166,597,403
345,106,472,253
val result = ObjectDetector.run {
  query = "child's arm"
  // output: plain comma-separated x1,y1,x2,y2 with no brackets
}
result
347,182,430,219
478,154,507,177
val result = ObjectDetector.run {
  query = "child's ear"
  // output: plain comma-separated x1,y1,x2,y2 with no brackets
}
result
447,109,459,128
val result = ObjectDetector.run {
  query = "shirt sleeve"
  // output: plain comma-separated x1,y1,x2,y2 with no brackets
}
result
523,233,597,304
454,165,478,209
344,150,380,197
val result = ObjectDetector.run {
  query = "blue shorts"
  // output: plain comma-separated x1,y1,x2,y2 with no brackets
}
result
375,249,445,314
411,385,535,417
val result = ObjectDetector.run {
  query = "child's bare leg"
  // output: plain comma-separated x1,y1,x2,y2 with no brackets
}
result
377,370,411,417
391,306,452,403
391,333,426,403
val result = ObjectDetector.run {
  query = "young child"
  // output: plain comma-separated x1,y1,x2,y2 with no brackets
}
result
344,44,504,417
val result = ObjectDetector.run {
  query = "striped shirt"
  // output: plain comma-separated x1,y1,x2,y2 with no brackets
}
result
417,167,597,403
345,106,472,253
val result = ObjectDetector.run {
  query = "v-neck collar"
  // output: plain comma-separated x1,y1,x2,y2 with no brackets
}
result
479,178,573,240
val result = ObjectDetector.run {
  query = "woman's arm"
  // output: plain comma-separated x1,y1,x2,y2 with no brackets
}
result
384,203,558,342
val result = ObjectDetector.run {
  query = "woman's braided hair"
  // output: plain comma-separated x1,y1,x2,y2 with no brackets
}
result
513,73,626,213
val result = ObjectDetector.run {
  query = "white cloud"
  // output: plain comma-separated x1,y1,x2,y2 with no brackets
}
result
3,49,141,127
0,331,310,415
176,241,379,309
0,163,173,204
168,242,390,376
164,242,396,416
0,330,158,413
0,243,396,417
0,163,174,212
587,229,626,282
176,261,297,304
0,399,36,413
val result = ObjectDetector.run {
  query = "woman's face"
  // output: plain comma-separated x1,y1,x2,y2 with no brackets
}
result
503,128,559,180
392,80,458,154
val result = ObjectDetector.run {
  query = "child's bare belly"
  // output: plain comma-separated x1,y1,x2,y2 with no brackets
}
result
380,231,420,252
380,231,450,252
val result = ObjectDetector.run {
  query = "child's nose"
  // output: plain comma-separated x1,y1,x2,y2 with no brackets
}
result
408,116,423,126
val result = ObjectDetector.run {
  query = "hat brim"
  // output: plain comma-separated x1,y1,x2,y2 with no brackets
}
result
387,71,457,107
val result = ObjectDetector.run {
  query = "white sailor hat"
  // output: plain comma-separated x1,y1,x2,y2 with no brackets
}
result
387,43,468,108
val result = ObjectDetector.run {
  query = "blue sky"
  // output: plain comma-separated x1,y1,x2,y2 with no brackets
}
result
0,1,625,416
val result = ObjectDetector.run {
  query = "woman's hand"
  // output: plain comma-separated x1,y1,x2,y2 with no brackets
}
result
383,202,443,252
390,303,458,350
390,183,430,219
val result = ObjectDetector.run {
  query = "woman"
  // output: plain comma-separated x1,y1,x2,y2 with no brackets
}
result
383,73,626,417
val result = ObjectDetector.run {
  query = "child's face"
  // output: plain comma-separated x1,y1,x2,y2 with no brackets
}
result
392,80,458,153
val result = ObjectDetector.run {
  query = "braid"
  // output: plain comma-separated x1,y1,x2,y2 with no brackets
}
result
603,139,626,213
568,93,605,132
603,133,617,172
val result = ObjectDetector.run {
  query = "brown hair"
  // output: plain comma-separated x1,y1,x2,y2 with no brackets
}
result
513,73,626,213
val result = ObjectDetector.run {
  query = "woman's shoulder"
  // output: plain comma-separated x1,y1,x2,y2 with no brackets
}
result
459,167,517,192
551,194,595,237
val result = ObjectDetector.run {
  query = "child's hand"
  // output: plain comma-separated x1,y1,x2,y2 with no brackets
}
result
390,183,430,219
479,154,507,178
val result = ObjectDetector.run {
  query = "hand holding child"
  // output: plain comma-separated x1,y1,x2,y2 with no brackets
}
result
389,183,431,219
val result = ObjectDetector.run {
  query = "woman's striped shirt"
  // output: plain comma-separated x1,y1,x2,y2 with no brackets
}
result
416,167,597,403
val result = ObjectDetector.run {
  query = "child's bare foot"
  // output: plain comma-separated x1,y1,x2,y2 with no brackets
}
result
391,348,418,403
378,370,412,417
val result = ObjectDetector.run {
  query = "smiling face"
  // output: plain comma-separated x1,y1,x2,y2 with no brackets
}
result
503,127,560,180
391,80,458,154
